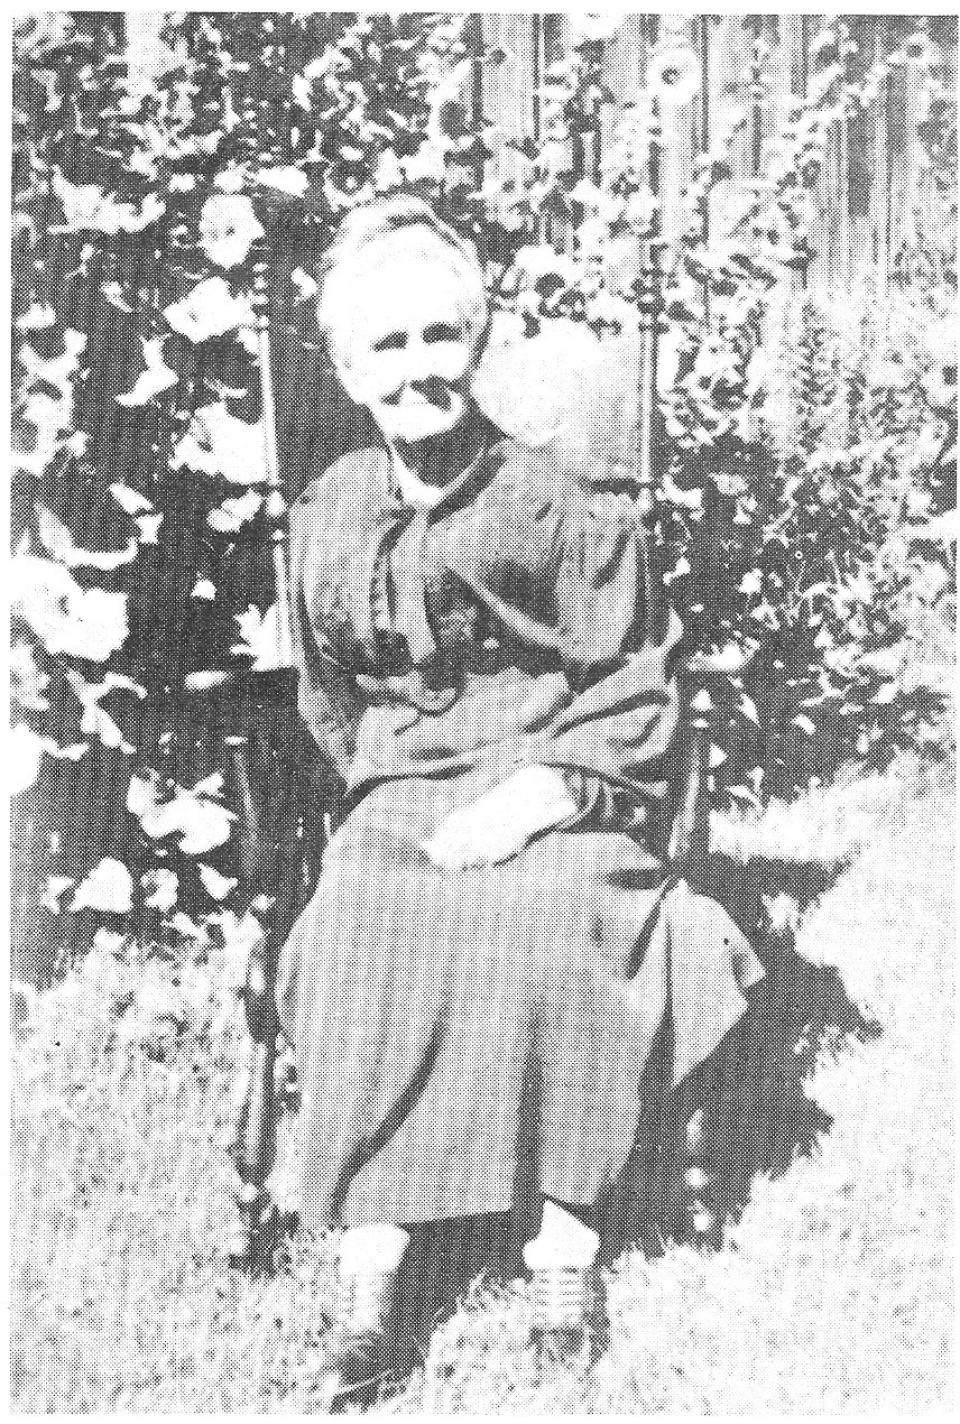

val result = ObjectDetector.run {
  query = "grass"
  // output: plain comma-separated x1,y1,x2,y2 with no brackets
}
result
11,753,955,1413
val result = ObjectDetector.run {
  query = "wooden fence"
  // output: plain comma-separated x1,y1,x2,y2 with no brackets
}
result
468,12,955,292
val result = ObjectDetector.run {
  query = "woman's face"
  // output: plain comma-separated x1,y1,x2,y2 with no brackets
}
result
331,247,483,447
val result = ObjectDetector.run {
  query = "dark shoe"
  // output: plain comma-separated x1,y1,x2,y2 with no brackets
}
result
313,1325,388,1410
313,1268,399,1410
530,1266,608,1366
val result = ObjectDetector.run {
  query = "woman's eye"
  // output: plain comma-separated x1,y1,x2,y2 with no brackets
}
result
423,322,462,344
372,332,407,353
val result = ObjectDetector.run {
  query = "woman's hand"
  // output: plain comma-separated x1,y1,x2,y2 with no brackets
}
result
420,765,578,870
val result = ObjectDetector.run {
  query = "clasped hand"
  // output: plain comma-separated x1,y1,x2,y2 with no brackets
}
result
420,765,577,870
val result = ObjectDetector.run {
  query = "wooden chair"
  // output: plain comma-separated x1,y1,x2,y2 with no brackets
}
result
211,637,753,1272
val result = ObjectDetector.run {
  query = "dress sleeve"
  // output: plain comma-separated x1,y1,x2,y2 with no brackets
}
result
288,489,362,782
519,481,683,819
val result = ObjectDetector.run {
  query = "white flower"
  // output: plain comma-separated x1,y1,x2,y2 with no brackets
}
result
16,301,56,331
64,668,137,751
198,863,237,902
214,165,248,194
41,875,76,914
199,194,264,269
762,891,802,934
172,402,267,485
93,927,130,957
14,392,64,479
134,774,235,856
127,772,160,819
116,336,179,406
51,171,164,235
207,490,263,532
101,281,136,313
11,640,50,711
136,513,163,545
232,601,288,669
141,868,179,913
12,553,76,641
685,1165,710,1191
109,482,153,515
648,43,701,107
256,165,308,198
191,577,217,600
10,723,46,794
163,277,252,343
570,14,622,44
212,908,266,990
291,266,319,304
53,587,129,663
71,857,134,914
18,328,86,402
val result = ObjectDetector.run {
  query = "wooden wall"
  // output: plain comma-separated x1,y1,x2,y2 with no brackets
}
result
475,13,956,294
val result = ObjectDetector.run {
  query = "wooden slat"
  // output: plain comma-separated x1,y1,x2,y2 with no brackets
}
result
480,13,538,232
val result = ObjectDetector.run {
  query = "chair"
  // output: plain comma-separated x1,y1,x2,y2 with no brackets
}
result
212,635,752,1272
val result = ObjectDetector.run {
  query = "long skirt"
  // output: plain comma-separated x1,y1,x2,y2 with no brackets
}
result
275,763,764,1229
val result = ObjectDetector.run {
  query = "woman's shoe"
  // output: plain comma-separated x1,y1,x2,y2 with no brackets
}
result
529,1265,607,1365
314,1268,399,1410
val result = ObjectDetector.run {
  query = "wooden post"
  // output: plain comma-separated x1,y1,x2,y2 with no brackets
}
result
873,19,890,302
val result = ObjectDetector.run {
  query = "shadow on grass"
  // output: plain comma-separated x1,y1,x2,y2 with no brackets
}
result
387,851,881,1369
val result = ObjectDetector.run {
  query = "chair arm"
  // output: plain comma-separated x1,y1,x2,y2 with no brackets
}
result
667,686,713,876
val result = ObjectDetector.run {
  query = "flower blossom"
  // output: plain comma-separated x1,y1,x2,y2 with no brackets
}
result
141,868,179,913
198,194,264,269
647,43,701,107
12,554,128,663
172,403,268,485
232,601,290,670
71,857,134,914
130,772,235,856
116,336,179,406
256,165,309,198
10,724,46,795
163,277,253,344
52,171,164,235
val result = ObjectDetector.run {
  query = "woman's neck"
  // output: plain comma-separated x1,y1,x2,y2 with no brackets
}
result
390,405,487,490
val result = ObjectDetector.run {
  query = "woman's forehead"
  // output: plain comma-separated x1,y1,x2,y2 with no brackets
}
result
341,258,472,339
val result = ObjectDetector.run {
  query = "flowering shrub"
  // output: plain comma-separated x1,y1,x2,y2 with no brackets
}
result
11,13,956,984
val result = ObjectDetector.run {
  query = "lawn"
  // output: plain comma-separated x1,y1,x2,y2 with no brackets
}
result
11,753,954,1413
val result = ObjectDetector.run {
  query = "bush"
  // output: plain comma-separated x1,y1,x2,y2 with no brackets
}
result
11,13,956,977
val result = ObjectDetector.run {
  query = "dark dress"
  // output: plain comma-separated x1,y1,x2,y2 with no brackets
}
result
275,423,763,1229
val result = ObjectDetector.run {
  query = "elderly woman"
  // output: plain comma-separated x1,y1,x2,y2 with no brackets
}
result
276,195,762,1400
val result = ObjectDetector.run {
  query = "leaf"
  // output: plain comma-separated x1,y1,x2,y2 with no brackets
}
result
109,482,153,515
141,867,179,913
198,863,237,902
738,692,760,726
116,336,178,406
36,501,138,570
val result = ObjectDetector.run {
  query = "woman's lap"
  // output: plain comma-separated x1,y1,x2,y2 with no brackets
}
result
277,771,753,1228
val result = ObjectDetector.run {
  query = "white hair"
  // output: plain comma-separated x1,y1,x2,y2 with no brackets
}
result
316,195,489,369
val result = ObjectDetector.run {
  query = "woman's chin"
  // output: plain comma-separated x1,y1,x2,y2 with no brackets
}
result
379,405,466,447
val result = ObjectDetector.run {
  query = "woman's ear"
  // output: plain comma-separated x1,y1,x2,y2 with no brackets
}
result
329,345,367,410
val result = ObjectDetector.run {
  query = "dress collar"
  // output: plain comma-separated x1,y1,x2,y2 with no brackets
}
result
384,415,501,520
